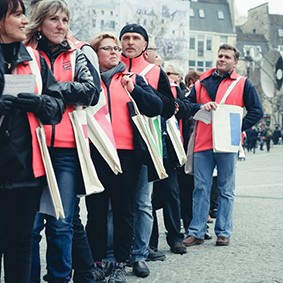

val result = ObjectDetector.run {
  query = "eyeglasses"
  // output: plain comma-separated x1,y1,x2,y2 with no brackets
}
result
166,72,179,76
147,48,159,51
98,46,122,52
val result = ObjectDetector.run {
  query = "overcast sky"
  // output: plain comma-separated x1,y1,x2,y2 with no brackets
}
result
235,0,283,16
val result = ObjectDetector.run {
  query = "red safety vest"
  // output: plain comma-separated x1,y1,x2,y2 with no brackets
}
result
194,69,246,152
15,47,45,177
40,49,77,148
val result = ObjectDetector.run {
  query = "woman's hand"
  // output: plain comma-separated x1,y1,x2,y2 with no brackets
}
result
121,75,134,93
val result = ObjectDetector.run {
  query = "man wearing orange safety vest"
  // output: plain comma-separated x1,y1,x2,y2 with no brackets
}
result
183,43,263,247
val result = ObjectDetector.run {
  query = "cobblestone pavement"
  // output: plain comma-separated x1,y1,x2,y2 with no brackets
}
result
1,145,282,283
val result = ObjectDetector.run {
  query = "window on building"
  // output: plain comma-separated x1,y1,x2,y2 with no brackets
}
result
110,11,113,16
220,36,227,45
206,37,212,51
205,61,212,70
217,10,224,19
190,8,194,17
198,36,204,57
101,10,104,15
197,61,204,72
278,29,283,37
278,45,283,52
189,60,196,69
199,9,205,18
109,21,115,29
190,37,195,49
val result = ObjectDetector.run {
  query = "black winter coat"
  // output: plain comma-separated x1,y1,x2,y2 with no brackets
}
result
0,46,4,96
0,42,65,189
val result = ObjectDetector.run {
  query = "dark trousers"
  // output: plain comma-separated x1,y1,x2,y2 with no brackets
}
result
178,169,194,233
86,147,141,262
72,201,95,283
150,164,183,249
0,187,41,283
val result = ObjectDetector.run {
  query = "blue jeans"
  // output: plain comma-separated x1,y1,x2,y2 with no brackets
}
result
30,148,80,283
130,165,153,263
188,150,237,239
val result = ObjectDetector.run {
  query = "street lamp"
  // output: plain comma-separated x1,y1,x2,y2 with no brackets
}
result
245,50,253,79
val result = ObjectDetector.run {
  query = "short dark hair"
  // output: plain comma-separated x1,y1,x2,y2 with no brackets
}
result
218,44,240,61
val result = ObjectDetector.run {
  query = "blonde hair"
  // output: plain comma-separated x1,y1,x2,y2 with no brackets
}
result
90,32,120,52
25,0,70,46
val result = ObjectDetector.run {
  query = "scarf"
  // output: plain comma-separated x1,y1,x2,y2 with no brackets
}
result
100,62,126,88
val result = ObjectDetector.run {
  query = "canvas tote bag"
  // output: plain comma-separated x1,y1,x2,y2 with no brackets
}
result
212,76,243,153
68,51,104,196
26,47,65,219
125,87,168,181
86,88,122,175
166,115,187,166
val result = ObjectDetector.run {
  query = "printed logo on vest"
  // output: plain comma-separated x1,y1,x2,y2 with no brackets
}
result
63,61,72,71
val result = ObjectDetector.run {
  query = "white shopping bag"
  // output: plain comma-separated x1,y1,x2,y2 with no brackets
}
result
69,107,105,196
212,104,243,153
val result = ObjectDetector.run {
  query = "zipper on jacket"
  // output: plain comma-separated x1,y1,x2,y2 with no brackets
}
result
51,124,55,147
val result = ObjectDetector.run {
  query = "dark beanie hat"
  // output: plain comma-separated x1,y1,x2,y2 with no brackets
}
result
119,24,149,43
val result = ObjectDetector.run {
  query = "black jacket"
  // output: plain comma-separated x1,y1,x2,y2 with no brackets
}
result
37,39,97,107
0,46,4,95
0,42,65,188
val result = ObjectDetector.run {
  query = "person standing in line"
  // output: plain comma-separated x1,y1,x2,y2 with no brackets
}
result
0,0,65,282
85,32,163,283
183,43,263,247
25,1,99,282
28,3,102,282
0,46,3,94
119,23,190,278
101,33,168,279
149,63,191,256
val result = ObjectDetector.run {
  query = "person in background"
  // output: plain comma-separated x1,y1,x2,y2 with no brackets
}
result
149,63,190,257
184,43,263,247
246,126,258,153
143,33,159,65
119,23,176,279
272,125,281,145
264,125,273,152
25,1,98,282
0,0,64,282
85,32,163,283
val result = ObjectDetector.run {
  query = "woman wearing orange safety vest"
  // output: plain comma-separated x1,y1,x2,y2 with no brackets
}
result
25,1,98,283
0,0,64,282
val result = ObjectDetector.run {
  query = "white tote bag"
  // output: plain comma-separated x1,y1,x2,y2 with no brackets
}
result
166,116,187,166
126,88,168,181
184,124,196,174
212,76,243,153
69,107,105,196
26,47,65,219
212,104,243,152
86,89,122,175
